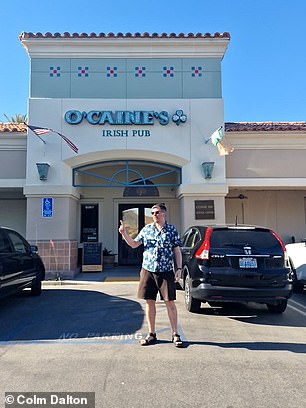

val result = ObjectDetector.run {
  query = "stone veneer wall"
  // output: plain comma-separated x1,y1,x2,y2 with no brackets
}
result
30,240,79,279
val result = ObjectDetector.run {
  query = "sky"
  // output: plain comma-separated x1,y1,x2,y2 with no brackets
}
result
0,0,305,123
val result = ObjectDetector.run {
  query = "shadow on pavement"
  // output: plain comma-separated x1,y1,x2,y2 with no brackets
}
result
194,300,306,328
182,341,306,354
0,288,144,342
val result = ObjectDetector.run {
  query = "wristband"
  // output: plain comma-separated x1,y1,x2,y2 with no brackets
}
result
176,267,182,270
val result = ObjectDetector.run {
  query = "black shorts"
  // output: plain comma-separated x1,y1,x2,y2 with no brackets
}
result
137,268,176,301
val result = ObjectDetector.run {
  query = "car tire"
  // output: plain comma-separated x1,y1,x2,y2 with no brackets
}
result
266,299,287,313
184,275,201,313
31,270,43,296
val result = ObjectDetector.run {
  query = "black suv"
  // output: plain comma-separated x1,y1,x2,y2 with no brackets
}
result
179,225,292,313
0,227,45,299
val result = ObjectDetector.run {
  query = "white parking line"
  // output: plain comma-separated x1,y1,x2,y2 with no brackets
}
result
290,298,306,310
288,303,306,318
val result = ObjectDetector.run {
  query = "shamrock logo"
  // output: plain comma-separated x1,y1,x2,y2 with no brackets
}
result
172,110,187,126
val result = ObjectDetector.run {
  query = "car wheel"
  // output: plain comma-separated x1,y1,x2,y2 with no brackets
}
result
266,299,287,313
184,275,201,313
31,270,43,296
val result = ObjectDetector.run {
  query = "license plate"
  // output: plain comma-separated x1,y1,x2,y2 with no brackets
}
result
239,257,257,268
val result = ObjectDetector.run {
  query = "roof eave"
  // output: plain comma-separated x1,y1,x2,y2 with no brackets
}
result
19,33,230,59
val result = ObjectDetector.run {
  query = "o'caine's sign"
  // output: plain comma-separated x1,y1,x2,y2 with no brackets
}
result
64,110,187,126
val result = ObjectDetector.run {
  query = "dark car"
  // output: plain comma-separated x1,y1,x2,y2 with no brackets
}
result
179,225,292,313
0,226,45,299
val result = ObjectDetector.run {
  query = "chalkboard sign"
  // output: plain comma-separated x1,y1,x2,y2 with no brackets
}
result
82,242,103,272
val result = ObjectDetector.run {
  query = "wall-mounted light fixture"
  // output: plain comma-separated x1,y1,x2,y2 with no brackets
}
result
201,162,215,179
36,163,50,181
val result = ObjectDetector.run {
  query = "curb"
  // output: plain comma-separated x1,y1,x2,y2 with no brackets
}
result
43,278,139,286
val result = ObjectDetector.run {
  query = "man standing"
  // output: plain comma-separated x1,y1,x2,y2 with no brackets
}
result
118,203,183,347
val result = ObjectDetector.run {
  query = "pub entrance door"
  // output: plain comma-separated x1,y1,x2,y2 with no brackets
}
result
118,203,154,265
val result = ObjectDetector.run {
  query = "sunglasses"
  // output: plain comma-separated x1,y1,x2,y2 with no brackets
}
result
151,211,161,216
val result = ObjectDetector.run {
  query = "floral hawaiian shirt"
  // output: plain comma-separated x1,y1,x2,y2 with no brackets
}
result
135,222,182,273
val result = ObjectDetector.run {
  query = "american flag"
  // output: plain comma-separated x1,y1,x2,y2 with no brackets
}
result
26,124,52,136
56,132,78,154
25,123,78,154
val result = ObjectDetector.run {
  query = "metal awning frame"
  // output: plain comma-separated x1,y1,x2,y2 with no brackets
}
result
73,160,181,188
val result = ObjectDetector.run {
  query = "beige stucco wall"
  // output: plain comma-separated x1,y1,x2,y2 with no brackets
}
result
224,130,306,242
24,97,227,247
0,133,26,188
226,149,306,178
180,194,226,232
0,151,26,179
0,132,27,236
226,190,306,243
0,197,26,236
26,195,78,241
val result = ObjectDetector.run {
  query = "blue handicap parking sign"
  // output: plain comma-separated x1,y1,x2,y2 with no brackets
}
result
42,197,53,218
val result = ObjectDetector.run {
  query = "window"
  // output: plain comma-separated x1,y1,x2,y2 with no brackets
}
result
0,230,12,253
123,179,159,197
181,229,192,247
7,231,28,253
185,229,201,249
211,229,282,252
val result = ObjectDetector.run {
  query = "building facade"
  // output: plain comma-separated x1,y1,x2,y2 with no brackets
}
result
1,32,306,278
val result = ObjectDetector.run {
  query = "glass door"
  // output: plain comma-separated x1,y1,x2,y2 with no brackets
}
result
118,203,154,265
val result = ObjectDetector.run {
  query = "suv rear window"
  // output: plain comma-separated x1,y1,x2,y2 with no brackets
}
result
210,229,282,252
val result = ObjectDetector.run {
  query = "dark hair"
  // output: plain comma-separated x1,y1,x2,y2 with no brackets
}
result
152,202,167,212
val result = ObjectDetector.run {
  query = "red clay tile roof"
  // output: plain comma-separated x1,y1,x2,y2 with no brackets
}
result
0,123,26,133
225,122,306,132
19,32,230,40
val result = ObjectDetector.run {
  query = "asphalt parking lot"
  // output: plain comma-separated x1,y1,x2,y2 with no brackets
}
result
0,279,305,408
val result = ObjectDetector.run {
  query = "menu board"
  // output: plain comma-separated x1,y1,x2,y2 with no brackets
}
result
82,242,103,272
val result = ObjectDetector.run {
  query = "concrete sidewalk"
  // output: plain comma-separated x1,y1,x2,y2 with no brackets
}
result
44,266,140,285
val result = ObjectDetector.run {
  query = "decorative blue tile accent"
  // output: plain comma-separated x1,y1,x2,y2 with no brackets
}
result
191,66,202,77
31,57,222,98
106,67,118,77
50,66,61,77
163,66,174,77
78,67,89,77
135,66,146,77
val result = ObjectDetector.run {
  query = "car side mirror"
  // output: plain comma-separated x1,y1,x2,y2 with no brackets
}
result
30,245,39,254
